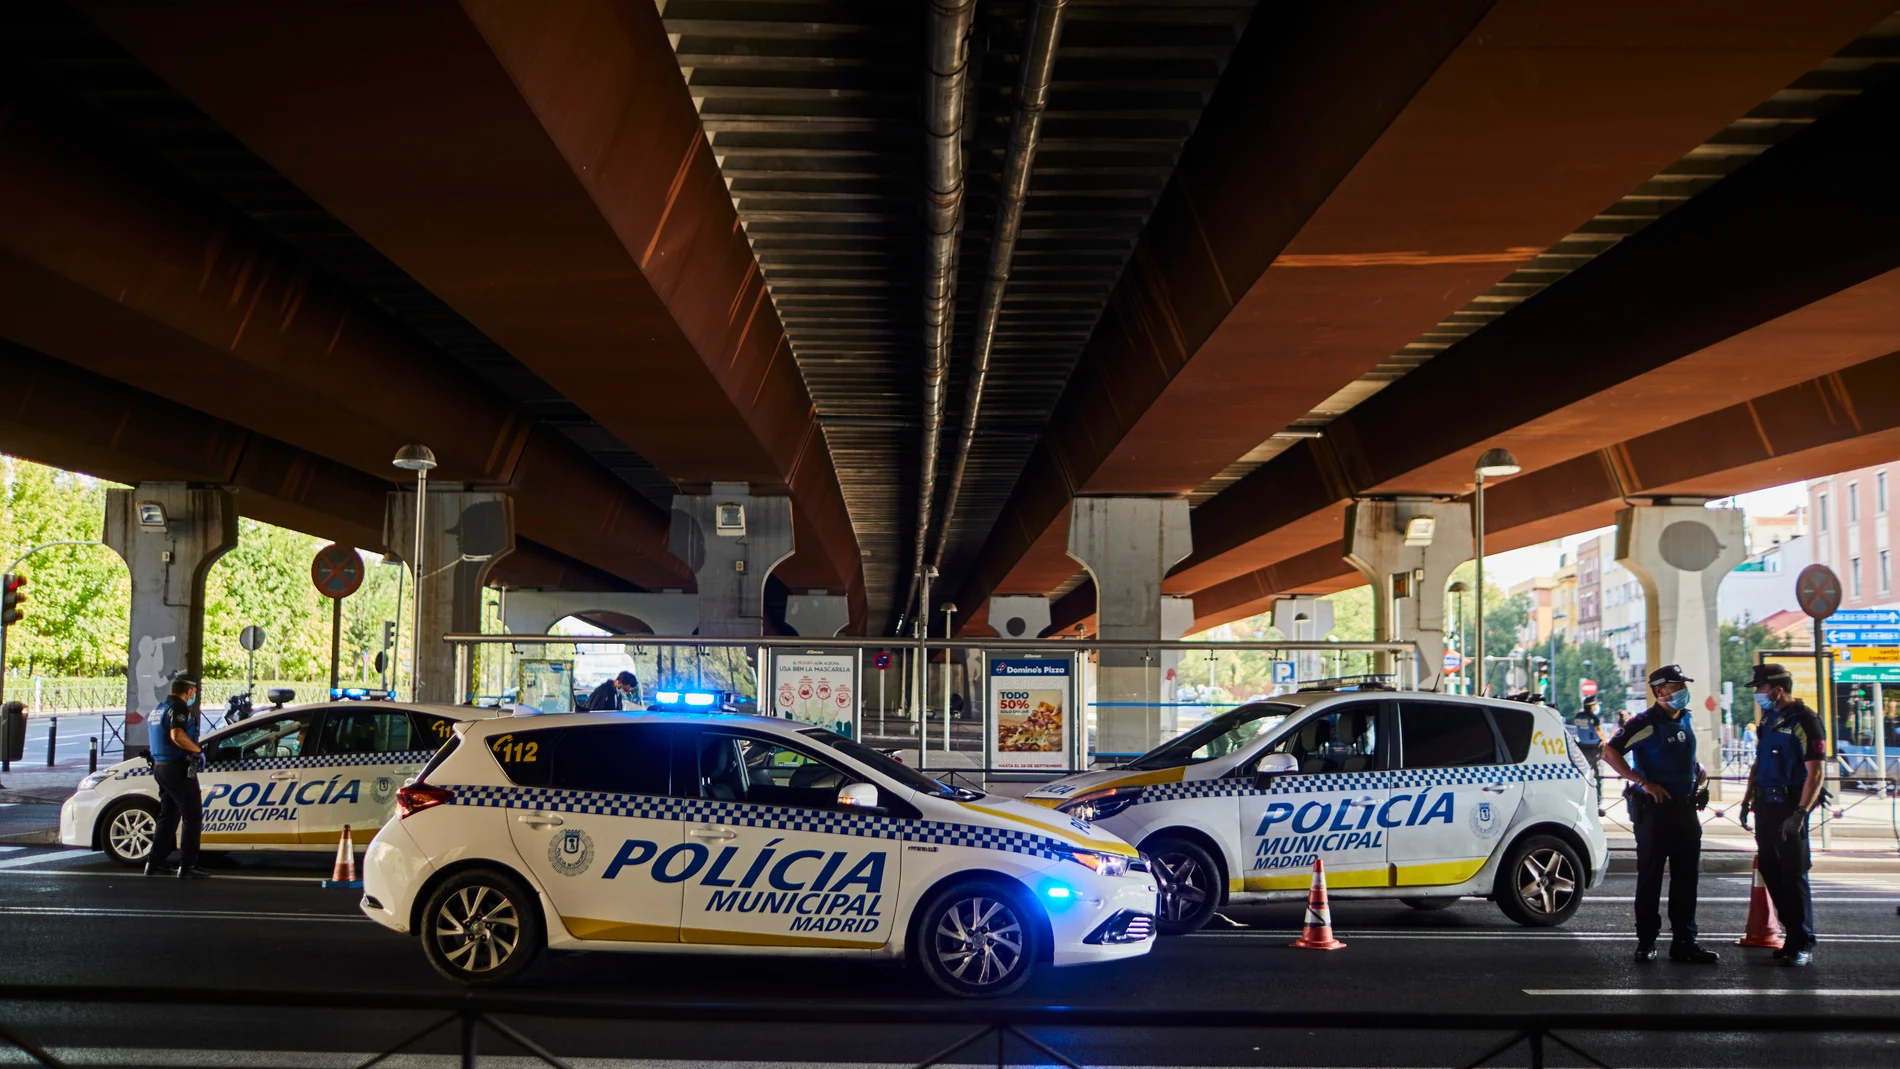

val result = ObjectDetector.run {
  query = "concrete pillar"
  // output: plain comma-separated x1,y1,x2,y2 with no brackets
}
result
1617,505,1746,791
986,595,1051,639
104,484,239,755
385,486,515,704
785,593,850,637
670,482,794,638
1343,499,1473,690
1066,498,1192,756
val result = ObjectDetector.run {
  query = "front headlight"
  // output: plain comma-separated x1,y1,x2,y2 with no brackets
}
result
77,771,114,792
1060,848,1131,878
1056,785,1145,822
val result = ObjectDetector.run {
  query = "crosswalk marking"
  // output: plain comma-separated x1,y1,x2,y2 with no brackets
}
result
0,849,94,870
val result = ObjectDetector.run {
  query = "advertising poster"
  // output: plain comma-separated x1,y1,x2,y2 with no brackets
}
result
770,650,858,738
518,660,575,715
988,656,1073,771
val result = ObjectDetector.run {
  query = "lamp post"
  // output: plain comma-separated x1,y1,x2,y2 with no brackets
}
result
1448,581,1468,694
1472,448,1520,696
392,444,437,702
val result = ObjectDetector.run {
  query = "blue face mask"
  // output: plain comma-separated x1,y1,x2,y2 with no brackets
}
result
1665,689,1691,712
1754,693,1775,712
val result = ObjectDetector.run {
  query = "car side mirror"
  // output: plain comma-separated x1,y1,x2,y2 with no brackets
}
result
837,782,885,814
1251,752,1298,790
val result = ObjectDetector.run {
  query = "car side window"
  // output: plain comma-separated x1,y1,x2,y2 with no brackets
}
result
487,725,672,795
208,711,319,762
411,712,459,750
695,732,860,810
316,710,415,755
1399,701,1502,768
1257,705,1383,774
1489,706,1535,762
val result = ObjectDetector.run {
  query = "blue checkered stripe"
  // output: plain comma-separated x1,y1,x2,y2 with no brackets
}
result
1133,779,1255,805
204,750,436,774
1129,760,1579,804
446,784,1076,861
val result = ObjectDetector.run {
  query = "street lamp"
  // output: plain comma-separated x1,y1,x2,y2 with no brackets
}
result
392,443,437,702
1472,448,1520,697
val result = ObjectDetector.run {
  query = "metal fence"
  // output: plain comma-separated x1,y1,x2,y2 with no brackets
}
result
0,984,1894,1069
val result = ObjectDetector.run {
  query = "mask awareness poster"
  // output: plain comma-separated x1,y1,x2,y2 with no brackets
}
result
988,657,1073,771
769,650,858,738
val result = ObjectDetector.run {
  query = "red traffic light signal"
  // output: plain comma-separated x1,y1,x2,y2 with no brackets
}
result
1,572,25,626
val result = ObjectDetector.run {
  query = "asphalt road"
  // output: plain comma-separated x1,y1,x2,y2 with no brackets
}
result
0,846,1893,1067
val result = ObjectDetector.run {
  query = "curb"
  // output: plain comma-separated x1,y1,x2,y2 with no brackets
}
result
1608,850,1900,875
0,828,61,845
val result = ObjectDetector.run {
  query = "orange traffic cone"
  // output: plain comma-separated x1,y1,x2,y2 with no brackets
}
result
321,825,360,889
1736,855,1784,949
1289,859,1346,950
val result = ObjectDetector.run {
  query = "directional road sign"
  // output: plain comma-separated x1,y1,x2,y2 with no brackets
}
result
1795,564,1842,620
1271,661,1296,685
311,544,365,599
1821,626,1900,646
1442,650,1463,673
1833,646,1900,664
1827,609,1900,626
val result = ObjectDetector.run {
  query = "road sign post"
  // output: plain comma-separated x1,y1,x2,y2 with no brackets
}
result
312,544,366,699
239,624,265,699
1795,563,1842,850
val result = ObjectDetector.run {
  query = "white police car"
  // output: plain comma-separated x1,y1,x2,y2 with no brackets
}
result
359,711,1157,997
62,701,495,866
1023,691,1606,933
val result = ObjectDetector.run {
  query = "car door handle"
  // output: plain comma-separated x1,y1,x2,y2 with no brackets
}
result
268,771,297,781
689,827,737,840
516,813,564,828
1481,784,1509,794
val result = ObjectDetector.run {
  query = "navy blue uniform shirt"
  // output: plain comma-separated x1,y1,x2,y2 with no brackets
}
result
147,695,199,761
1606,705,1701,797
1755,699,1824,792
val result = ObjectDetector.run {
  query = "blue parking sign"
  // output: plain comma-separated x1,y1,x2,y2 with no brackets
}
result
1271,661,1296,685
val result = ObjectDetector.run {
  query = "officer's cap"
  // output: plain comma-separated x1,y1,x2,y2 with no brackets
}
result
1747,663,1795,690
1647,664,1692,686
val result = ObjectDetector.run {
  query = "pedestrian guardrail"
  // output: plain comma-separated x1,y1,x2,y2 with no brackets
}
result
0,983,1895,1069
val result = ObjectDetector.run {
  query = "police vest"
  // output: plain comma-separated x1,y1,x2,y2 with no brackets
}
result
147,698,199,761
1619,707,1697,796
1755,702,1821,791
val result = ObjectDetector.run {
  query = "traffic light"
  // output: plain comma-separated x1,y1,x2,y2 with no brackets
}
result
1,573,24,627
381,619,396,650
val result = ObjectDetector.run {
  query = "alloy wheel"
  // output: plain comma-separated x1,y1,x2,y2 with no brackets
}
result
1516,847,1577,916
108,809,155,862
433,884,522,975
1154,852,1209,922
931,894,1025,988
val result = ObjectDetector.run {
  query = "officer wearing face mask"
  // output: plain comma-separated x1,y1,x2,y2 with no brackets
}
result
1744,663,1825,967
1602,664,1718,964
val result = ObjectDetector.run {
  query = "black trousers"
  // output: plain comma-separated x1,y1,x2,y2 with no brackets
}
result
1632,796,1701,945
150,759,201,869
1754,799,1814,951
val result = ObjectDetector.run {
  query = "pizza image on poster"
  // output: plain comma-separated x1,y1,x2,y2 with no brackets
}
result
989,657,1070,771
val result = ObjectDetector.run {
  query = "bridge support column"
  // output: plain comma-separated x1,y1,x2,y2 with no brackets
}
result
1617,504,1745,796
502,591,699,642
385,487,514,704
670,483,794,638
1066,498,1192,758
104,483,238,755
986,596,1051,640
1343,499,1472,690
785,593,850,637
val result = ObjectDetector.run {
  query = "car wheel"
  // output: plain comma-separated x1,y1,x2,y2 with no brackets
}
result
101,799,159,867
1145,836,1220,935
1400,896,1460,911
914,881,1037,998
420,869,543,986
1496,834,1584,928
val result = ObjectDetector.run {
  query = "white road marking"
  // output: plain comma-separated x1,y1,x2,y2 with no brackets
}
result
1190,930,1900,943
0,868,329,882
0,849,96,870
0,905,363,923
1527,988,1900,997
1585,896,1894,903
0,845,23,853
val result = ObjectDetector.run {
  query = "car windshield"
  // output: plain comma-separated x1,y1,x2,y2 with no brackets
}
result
800,728,981,801
1121,702,1297,769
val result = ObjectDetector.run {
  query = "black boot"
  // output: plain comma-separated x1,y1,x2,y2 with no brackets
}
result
176,865,210,880
1670,942,1720,964
1634,942,1657,963
143,859,174,877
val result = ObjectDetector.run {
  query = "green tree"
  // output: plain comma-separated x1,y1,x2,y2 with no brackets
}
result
0,458,130,677
1548,634,1624,717
1720,618,1776,726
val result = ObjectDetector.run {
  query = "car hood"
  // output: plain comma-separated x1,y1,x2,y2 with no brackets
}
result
1017,765,1192,809
934,792,1140,858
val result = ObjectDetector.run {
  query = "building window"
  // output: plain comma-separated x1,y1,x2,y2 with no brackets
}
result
1849,482,1860,523
1851,556,1862,599
1882,550,1891,594
1880,471,1889,515
1820,493,1830,532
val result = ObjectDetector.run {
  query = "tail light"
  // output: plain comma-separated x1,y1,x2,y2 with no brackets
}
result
396,783,454,819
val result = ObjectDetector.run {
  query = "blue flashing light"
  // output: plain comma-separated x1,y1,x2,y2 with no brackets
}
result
1044,885,1072,899
654,691,682,704
682,691,718,707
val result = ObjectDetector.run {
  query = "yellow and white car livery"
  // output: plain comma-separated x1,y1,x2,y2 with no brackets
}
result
1024,690,1606,933
361,710,1157,997
62,701,491,865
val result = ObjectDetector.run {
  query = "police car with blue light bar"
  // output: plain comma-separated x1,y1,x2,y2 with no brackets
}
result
62,701,503,866
1022,690,1607,933
360,710,1158,996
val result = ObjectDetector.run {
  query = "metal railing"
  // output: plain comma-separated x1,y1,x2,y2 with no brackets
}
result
0,984,1895,1069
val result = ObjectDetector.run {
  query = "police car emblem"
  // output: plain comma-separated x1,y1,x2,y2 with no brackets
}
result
370,776,395,805
1469,799,1501,838
549,829,595,877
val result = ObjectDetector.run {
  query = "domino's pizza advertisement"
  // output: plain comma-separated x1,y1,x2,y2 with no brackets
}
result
771,652,856,737
989,658,1070,771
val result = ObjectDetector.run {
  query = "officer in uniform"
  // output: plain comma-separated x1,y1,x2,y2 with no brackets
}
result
1745,663,1825,967
147,676,208,879
1601,664,1718,963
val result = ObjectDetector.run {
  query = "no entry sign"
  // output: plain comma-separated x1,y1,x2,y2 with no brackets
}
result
311,544,365,600
1580,678,1598,699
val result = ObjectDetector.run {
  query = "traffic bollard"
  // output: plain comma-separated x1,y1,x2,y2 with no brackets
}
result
88,737,98,774
46,716,56,767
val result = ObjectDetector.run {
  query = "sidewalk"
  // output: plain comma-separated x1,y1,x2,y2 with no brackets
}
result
1599,785,1900,873
0,756,91,845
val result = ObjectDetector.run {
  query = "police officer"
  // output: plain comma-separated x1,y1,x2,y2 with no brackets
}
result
146,676,207,879
1745,663,1825,967
1601,664,1718,963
